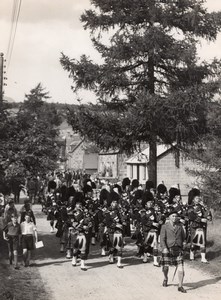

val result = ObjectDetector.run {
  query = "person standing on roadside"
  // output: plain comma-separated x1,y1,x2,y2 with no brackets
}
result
20,199,36,225
160,211,187,293
3,214,21,269
0,193,5,216
20,212,38,267
27,177,38,205
4,199,18,224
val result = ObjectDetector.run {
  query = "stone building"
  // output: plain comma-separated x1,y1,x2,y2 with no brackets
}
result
67,141,98,174
57,121,98,173
126,144,203,199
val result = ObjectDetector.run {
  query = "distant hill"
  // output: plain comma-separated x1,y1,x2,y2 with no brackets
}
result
3,96,16,103
4,98,78,111
4,100,79,128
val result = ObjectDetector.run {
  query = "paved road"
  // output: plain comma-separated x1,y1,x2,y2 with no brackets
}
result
26,205,221,300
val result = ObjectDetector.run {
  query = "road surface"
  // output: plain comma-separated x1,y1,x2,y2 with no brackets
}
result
28,205,221,300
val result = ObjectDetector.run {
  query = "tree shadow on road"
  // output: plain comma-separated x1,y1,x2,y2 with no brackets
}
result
34,258,71,267
34,232,66,260
87,254,152,270
34,232,159,270
184,276,221,290
87,260,112,269
206,248,221,260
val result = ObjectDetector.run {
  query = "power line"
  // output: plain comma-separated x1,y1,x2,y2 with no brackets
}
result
6,0,18,64
8,0,22,69
6,0,22,70
6,0,18,61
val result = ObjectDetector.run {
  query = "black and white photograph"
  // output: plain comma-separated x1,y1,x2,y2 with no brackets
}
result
0,1,221,299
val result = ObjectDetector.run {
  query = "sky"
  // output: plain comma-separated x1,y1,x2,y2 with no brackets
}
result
0,0,221,105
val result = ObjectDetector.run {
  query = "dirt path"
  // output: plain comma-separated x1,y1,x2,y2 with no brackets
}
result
30,205,221,300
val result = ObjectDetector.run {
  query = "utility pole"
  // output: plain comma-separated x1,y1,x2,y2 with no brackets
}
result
0,52,4,104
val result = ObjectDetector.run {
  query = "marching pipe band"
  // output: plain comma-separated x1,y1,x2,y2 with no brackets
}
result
40,177,212,272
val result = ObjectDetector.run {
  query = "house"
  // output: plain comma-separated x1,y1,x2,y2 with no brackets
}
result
97,143,148,181
67,140,98,174
66,139,85,171
126,144,203,200
57,121,98,173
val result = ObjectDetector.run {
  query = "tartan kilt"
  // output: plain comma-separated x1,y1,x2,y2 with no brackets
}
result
160,251,184,267
67,229,78,249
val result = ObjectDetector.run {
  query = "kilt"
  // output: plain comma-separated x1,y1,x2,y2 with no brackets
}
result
73,233,87,253
72,232,90,260
190,227,206,248
144,229,158,248
67,229,78,249
47,209,55,221
107,230,123,256
160,250,184,267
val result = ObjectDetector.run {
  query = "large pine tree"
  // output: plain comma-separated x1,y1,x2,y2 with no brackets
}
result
61,0,221,186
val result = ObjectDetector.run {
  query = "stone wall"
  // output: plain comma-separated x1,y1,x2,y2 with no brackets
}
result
126,149,203,202
67,143,84,170
157,151,201,199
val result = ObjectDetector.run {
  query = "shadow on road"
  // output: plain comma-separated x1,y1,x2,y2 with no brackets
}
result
185,276,221,290
0,235,52,300
35,259,70,267
34,228,163,271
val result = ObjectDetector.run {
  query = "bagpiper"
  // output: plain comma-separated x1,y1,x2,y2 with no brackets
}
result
68,202,93,271
168,186,188,238
155,183,168,228
46,189,57,233
100,196,124,268
140,193,160,266
187,188,212,263
54,202,69,253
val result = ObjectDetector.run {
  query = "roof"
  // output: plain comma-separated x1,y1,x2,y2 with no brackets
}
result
99,149,120,155
69,140,84,153
70,140,82,147
126,144,173,164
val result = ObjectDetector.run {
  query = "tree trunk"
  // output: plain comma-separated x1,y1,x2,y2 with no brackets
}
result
148,139,157,187
147,49,157,187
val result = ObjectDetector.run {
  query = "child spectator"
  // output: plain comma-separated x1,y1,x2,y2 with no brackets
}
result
20,212,38,267
3,214,21,269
